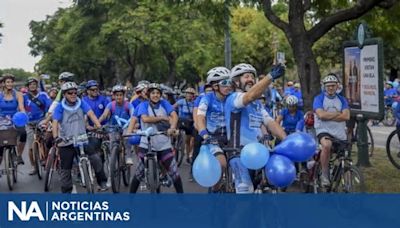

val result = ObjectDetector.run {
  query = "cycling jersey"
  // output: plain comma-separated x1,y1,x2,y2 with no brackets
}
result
136,100,174,151
175,98,194,119
280,108,304,133
23,92,52,121
194,94,204,108
0,90,18,117
131,97,145,109
105,101,134,125
225,92,274,147
198,92,227,134
313,92,349,140
83,95,109,125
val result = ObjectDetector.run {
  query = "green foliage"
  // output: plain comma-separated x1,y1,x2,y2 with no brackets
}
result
0,68,35,82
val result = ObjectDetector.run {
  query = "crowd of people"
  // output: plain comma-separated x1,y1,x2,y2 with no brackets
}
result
0,63,399,193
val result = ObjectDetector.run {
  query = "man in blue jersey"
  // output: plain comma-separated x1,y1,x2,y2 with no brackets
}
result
24,77,52,175
83,80,110,127
313,74,350,187
225,63,286,193
197,66,231,191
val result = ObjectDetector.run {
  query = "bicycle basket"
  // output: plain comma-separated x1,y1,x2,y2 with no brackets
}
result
0,128,18,146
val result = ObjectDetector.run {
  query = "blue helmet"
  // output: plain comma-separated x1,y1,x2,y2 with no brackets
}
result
86,80,98,89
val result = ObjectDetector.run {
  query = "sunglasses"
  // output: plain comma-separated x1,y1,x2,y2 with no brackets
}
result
218,79,232,86
88,88,98,91
66,91,77,95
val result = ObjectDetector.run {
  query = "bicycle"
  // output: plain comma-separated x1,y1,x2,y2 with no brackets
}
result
106,116,131,193
59,133,96,194
124,127,174,193
302,137,365,193
28,121,48,180
386,127,400,169
43,144,60,192
172,129,185,167
0,126,19,191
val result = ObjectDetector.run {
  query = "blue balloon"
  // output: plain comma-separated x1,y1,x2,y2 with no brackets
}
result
12,112,28,127
193,145,221,187
265,154,296,188
274,132,317,162
128,135,141,145
241,142,270,170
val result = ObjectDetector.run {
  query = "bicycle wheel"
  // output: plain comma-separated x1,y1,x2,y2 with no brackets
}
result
121,147,131,187
110,145,121,193
147,158,159,193
81,159,94,194
11,147,18,183
366,126,375,157
32,142,42,180
386,129,400,169
4,147,14,191
383,108,395,126
175,131,185,167
334,165,365,193
44,147,56,192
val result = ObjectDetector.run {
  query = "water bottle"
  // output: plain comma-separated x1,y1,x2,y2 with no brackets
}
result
229,157,254,194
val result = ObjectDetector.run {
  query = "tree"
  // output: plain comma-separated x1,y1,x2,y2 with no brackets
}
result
260,0,398,110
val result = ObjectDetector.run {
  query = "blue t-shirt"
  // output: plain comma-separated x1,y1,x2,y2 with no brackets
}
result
131,98,144,109
384,88,397,106
194,95,204,108
137,100,174,118
175,98,194,119
198,92,227,134
52,99,92,121
24,92,52,121
83,95,109,125
284,87,294,96
105,101,134,125
279,108,304,133
225,92,272,146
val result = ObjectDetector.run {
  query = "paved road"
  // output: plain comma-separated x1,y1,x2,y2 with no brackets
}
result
1,124,395,193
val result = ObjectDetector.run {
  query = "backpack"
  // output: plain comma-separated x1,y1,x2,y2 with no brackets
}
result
111,100,130,115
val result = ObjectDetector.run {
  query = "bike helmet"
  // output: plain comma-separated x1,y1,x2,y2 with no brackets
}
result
147,83,162,93
112,84,126,93
2,73,15,82
58,72,75,81
386,81,394,87
229,63,257,80
184,87,196,94
322,74,339,84
294,82,300,88
26,77,39,86
206,67,230,84
86,80,98,89
135,83,147,92
286,95,298,106
61,82,78,92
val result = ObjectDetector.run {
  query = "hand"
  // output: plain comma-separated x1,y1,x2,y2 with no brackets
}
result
94,124,102,129
269,63,286,80
86,125,95,131
167,128,179,137
202,134,209,140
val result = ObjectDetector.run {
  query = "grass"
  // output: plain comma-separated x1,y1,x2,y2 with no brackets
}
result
353,148,400,193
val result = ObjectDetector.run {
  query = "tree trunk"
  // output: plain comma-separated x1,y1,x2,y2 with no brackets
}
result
289,36,321,111
165,52,177,85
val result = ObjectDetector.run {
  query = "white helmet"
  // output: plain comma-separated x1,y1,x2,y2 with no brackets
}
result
286,95,298,106
61,82,78,92
135,83,147,92
206,67,230,84
322,74,339,84
230,63,257,79
112,85,126,93
58,72,75,81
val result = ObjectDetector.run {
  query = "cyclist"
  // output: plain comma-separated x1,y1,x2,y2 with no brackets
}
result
276,95,304,136
52,82,107,193
291,83,304,109
23,77,52,175
225,63,286,193
313,73,350,187
0,74,26,165
284,81,294,97
131,82,149,109
48,87,58,101
129,83,183,193
197,66,231,191
99,85,135,165
384,81,397,108
83,80,109,127
174,87,196,164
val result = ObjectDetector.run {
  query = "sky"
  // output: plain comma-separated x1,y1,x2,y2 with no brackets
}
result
0,0,73,72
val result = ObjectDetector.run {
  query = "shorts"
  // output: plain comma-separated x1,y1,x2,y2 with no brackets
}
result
209,144,224,156
16,126,27,143
178,119,194,136
317,132,335,144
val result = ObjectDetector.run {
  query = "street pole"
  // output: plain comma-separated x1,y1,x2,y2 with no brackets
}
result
224,0,231,69
356,114,371,167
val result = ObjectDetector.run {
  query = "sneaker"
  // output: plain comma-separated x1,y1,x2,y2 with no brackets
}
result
17,156,24,165
106,177,111,188
29,169,38,175
98,182,108,192
126,157,134,166
320,173,330,187
72,185,77,194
